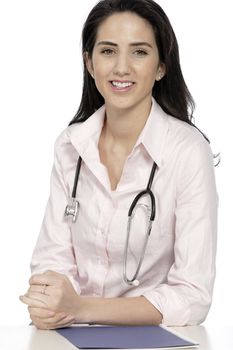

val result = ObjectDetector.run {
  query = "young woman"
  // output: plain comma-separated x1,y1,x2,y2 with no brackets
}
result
20,0,218,329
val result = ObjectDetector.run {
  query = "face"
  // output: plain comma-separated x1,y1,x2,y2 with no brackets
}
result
85,12,165,112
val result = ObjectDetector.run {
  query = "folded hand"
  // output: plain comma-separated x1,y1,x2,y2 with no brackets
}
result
20,270,80,329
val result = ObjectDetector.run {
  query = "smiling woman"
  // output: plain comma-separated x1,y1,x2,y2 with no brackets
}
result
19,0,218,330
84,12,164,116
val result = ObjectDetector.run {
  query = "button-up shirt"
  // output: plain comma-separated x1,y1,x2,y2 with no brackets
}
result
31,98,218,326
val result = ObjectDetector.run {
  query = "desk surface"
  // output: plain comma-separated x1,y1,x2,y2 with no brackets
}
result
0,325,232,350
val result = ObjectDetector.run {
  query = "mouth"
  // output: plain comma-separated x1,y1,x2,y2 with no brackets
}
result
109,80,135,92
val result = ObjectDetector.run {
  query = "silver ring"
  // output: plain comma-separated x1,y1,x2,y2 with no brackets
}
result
41,284,47,295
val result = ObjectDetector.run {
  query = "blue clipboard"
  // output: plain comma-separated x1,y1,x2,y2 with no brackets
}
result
56,325,198,348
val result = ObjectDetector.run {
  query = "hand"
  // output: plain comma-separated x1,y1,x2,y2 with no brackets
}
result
19,270,81,329
27,307,75,330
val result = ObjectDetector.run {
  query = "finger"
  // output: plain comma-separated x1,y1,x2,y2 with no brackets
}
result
24,290,49,303
19,294,47,308
29,270,64,286
28,307,55,319
30,310,68,324
31,313,75,329
28,284,51,296
29,274,54,287
30,316,50,330
45,315,75,329
49,316,75,329
43,312,69,325
32,315,74,330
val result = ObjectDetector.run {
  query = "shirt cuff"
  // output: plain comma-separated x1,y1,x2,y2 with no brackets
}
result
142,287,191,326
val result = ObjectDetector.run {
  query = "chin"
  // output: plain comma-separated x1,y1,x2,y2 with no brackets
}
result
105,95,139,109
107,101,136,112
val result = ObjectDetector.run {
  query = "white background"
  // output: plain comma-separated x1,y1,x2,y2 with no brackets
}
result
0,0,232,326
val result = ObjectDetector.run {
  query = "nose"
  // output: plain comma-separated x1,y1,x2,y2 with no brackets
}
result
113,52,131,76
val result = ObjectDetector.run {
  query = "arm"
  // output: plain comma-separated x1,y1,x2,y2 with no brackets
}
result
143,139,218,326
30,133,81,293
20,270,162,328
20,133,82,328
77,295,163,325
21,135,217,328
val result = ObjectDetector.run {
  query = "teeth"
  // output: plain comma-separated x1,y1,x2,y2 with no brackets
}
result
112,81,133,88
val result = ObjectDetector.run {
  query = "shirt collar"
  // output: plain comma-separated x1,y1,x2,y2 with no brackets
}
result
69,97,169,168
134,97,169,167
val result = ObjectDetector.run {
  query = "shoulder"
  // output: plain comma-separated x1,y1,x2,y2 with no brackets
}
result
52,123,83,165
162,116,216,193
54,105,106,157
164,113,213,165
166,114,207,147
53,124,76,152
54,124,80,150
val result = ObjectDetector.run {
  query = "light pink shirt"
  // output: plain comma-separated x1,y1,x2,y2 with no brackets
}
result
31,98,218,326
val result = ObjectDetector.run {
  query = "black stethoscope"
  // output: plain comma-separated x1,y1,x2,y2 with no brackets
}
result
64,156,157,286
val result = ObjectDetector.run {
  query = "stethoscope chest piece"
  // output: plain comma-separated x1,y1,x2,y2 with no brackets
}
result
64,157,82,223
64,198,79,223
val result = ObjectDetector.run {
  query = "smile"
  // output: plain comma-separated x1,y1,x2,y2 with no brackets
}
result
110,80,135,92
111,81,134,88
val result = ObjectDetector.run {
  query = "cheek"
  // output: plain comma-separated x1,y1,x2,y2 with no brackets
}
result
93,58,113,76
134,59,158,79
93,63,115,96
143,62,157,79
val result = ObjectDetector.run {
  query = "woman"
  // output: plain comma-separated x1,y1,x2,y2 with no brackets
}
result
20,0,218,329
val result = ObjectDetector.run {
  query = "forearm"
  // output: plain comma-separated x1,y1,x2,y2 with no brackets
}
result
77,295,163,326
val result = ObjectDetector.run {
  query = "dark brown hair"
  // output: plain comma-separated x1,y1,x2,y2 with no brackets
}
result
69,0,209,143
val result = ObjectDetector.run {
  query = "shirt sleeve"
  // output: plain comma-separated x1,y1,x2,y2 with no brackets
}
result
30,133,81,294
142,138,218,326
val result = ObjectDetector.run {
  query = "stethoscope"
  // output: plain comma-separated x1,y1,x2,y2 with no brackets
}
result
65,156,157,286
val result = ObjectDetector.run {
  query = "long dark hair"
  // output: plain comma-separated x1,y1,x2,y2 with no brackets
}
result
69,0,209,142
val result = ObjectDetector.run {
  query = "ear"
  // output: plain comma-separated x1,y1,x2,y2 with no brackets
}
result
155,62,166,81
83,51,94,78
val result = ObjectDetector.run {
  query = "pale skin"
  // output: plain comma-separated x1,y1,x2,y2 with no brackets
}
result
20,12,166,329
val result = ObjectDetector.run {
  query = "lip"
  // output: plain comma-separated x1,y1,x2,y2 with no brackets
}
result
110,80,135,83
109,80,136,92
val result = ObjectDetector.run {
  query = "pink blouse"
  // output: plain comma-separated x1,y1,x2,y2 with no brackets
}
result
31,98,218,326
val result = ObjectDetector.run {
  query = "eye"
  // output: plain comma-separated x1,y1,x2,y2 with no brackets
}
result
100,48,115,55
134,49,148,56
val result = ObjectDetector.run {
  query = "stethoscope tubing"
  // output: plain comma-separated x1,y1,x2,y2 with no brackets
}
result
65,156,157,286
71,156,82,198
123,218,153,285
128,188,156,221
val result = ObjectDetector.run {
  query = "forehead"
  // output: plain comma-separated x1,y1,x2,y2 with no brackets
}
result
95,12,156,44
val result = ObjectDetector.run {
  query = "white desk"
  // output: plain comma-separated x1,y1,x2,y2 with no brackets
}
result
0,325,232,350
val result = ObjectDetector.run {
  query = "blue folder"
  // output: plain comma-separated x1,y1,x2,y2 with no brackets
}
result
56,325,198,348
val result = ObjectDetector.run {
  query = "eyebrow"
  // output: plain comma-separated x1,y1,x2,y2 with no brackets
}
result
96,41,153,48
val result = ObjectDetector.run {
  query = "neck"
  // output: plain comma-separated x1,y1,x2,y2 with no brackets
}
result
103,98,152,153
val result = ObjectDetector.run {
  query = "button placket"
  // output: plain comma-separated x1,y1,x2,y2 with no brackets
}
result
93,196,113,296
